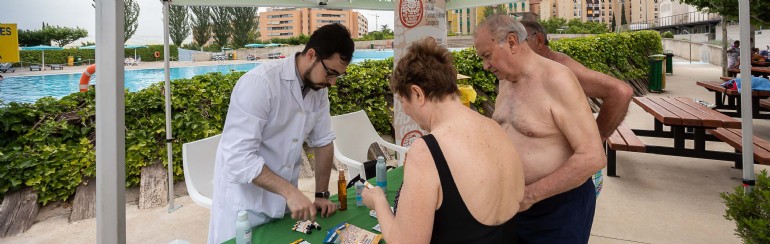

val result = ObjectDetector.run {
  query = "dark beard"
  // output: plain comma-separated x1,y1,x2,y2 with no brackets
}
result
302,61,331,91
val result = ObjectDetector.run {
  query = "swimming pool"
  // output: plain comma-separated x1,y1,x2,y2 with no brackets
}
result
0,48,468,104
0,63,261,104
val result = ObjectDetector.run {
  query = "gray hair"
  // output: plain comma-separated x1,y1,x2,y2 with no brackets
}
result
476,14,528,46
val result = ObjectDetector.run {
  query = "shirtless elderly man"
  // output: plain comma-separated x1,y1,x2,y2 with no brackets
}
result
474,14,606,243
520,20,634,140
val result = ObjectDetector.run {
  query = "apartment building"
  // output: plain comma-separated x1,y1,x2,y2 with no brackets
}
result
259,8,367,41
448,1,531,35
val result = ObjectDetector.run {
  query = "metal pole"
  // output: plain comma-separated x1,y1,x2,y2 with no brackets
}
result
96,0,126,243
162,0,181,213
738,0,755,194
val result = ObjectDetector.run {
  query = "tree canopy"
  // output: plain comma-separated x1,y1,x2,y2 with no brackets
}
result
169,6,190,47
229,7,259,48
18,23,88,47
190,6,212,48
679,0,770,25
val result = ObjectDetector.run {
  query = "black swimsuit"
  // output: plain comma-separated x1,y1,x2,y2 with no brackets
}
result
394,134,517,243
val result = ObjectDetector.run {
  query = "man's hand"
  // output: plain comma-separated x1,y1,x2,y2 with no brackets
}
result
314,198,337,217
285,190,316,222
518,186,537,213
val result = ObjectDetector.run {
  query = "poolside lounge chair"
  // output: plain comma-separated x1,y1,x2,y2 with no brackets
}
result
29,65,42,71
0,63,15,73
50,64,63,70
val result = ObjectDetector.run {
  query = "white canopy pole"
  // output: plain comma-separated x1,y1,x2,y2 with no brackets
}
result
96,0,126,243
738,0,755,193
162,0,181,213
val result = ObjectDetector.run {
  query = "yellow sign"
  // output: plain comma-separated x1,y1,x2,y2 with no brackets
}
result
0,23,20,63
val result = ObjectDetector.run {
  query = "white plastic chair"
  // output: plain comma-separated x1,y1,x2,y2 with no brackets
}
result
331,110,407,180
182,134,221,209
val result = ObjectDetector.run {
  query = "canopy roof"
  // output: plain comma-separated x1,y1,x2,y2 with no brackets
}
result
170,0,517,11
20,45,63,51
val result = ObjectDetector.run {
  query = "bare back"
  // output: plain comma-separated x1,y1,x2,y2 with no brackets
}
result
429,107,525,225
492,57,592,184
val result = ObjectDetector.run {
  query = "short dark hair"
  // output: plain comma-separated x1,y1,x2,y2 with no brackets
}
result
734,40,740,45
391,38,458,102
302,23,355,62
520,20,549,46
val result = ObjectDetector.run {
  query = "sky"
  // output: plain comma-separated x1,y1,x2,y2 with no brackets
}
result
1,0,395,46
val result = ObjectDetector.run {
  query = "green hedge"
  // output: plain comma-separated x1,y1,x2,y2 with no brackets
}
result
550,30,662,81
0,31,662,205
17,44,179,66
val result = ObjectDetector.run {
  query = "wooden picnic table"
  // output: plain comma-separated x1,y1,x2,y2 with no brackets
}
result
631,96,741,162
727,66,770,78
696,81,770,119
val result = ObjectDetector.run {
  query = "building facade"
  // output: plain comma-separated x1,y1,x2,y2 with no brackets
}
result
448,1,531,35
259,8,367,41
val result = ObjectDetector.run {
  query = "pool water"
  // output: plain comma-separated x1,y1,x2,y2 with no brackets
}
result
0,49,467,104
0,63,261,104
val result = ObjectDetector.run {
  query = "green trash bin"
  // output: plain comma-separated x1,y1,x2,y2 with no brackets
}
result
648,54,666,92
664,50,674,75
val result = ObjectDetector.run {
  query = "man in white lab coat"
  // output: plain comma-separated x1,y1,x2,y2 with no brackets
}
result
208,23,355,244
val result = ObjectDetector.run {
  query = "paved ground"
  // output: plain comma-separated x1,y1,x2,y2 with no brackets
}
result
3,57,768,244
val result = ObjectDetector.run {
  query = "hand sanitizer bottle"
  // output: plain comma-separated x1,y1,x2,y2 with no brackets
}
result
355,181,365,207
236,210,252,244
376,156,387,197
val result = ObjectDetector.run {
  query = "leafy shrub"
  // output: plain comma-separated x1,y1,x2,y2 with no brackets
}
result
721,170,770,243
662,31,674,38
17,45,178,67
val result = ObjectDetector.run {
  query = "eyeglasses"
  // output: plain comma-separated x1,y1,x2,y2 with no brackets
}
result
320,59,346,79
526,32,538,41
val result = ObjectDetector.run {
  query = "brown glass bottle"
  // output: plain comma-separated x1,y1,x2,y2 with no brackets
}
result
338,169,347,210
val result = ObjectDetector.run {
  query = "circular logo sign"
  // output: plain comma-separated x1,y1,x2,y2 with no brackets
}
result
401,130,424,148
399,0,424,28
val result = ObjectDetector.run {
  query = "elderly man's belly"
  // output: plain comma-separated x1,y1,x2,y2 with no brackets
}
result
506,132,573,184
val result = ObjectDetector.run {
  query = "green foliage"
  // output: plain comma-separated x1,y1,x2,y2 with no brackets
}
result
18,23,88,47
679,0,770,25
331,58,396,135
721,170,770,243
550,30,662,81
483,5,507,18
269,35,310,46
230,7,259,48
451,48,497,112
93,0,140,43
169,6,191,47
354,25,394,41
539,17,609,34
19,45,178,66
190,6,212,48
211,7,233,48
662,31,674,38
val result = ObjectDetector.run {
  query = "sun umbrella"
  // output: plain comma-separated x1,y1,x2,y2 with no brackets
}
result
264,43,281,47
124,45,148,60
79,45,148,59
20,45,64,69
245,43,266,48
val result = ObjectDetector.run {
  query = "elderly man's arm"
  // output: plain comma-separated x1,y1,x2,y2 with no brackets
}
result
519,71,607,211
558,54,634,139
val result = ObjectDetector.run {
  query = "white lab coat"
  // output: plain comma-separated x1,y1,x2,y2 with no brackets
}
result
208,54,335,244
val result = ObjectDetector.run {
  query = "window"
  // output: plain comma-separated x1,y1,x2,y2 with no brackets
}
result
268,14,293,19
318,20,343,24
318,14,343,18
268,26,293,30
280,20,293,24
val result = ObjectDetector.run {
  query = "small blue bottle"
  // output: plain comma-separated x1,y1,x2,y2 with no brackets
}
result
376,156,387,197
355,181,364,207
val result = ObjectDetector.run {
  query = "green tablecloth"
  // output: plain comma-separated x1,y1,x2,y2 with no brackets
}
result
223,167,403,244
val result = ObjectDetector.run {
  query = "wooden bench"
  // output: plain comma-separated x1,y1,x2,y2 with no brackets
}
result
606,124,646,177
760,99,770,111
707,128,770,166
